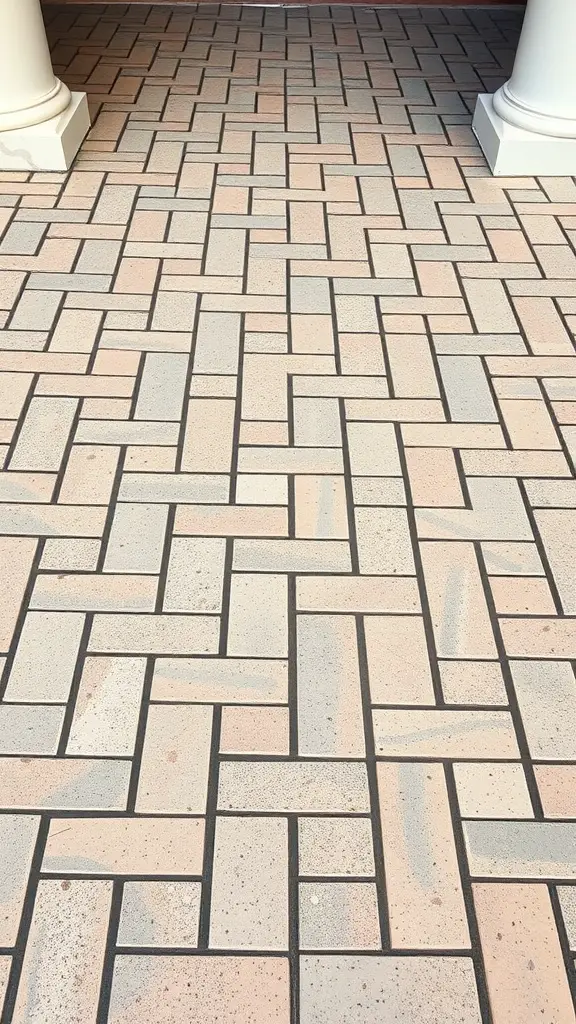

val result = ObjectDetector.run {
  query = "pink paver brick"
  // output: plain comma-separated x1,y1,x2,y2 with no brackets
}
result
220,706,289,755
108,956,290,1024
535,765,576,819
474,883,576,1024
43,818,205,875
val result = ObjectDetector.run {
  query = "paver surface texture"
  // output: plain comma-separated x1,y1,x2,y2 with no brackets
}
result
0,3,575,1022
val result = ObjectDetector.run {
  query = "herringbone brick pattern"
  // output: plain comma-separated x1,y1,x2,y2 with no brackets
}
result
0,3,575,1022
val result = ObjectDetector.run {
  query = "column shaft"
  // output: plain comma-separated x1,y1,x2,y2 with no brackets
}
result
0,0,71,132
0,0,90,171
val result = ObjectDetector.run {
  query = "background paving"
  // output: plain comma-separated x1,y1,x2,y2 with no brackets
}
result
1,3,576,1022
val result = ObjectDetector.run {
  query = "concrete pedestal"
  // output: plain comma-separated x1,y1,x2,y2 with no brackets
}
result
473,95,576,177
0,94,90,171
0,0,89,171
473,0,576,177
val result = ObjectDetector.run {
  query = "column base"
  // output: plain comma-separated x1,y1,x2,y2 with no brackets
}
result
473,94,576,177
0,92,89,171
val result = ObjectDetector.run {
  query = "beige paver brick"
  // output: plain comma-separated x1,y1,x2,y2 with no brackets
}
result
88,613,219,655
233,538,351,573
0,536,36,650
454,763,533,818
12,880,111,1024
298,614,365,758
482,541,545,576
385,335,440,398
104,502,168,573
67,656,146,756
174,504,287,538
420,540,497,659
152,657,288,705
118,880,201,949
0,372,33,420
500,618,576,659
557,886,576,949
300,882,380,950
378,762,470,949
300,956,482,1024
405,447,464,507
0,756,130,811
339,333,385,374
512,296,574,355
58,445,120,505
295,475,348,539
120,473,228,504
355,508,415,575
136,704,212,814
136,352,188,421
218,761,370,813
464,820,576,878
439,660,508,706
0,815,39,945
511,661,576,760
210,816,288,950
296,575,419,613
535,509,576,614
164,536,226,613
403,422,505,448
292,314,334,354
365,614,435,705
4,610,84,702
347,422,401,476
10,396,77,472
182,398,236,473
228,573,288,658
490,576,556,615
499,398,560,450
298,817,375,878
30,572,158,613
373,709,519,759
535,765,576,818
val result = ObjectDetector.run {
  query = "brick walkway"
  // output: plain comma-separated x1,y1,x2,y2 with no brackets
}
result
1,3,576,1022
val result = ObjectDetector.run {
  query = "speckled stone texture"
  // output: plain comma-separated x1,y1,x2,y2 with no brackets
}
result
0,4,575,1023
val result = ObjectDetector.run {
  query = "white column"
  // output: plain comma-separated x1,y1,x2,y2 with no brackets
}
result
0,0,90,171
473,0,576,176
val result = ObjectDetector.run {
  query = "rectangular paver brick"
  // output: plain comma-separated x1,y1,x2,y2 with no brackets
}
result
298,614,364,757
108,956,289,1024
474,883,576,1024
12,880,111,1024
0,815,39,945
218,761,370,813
136,704,212,814
43,817,205,876
210,816,288,950
300,956,482,1024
